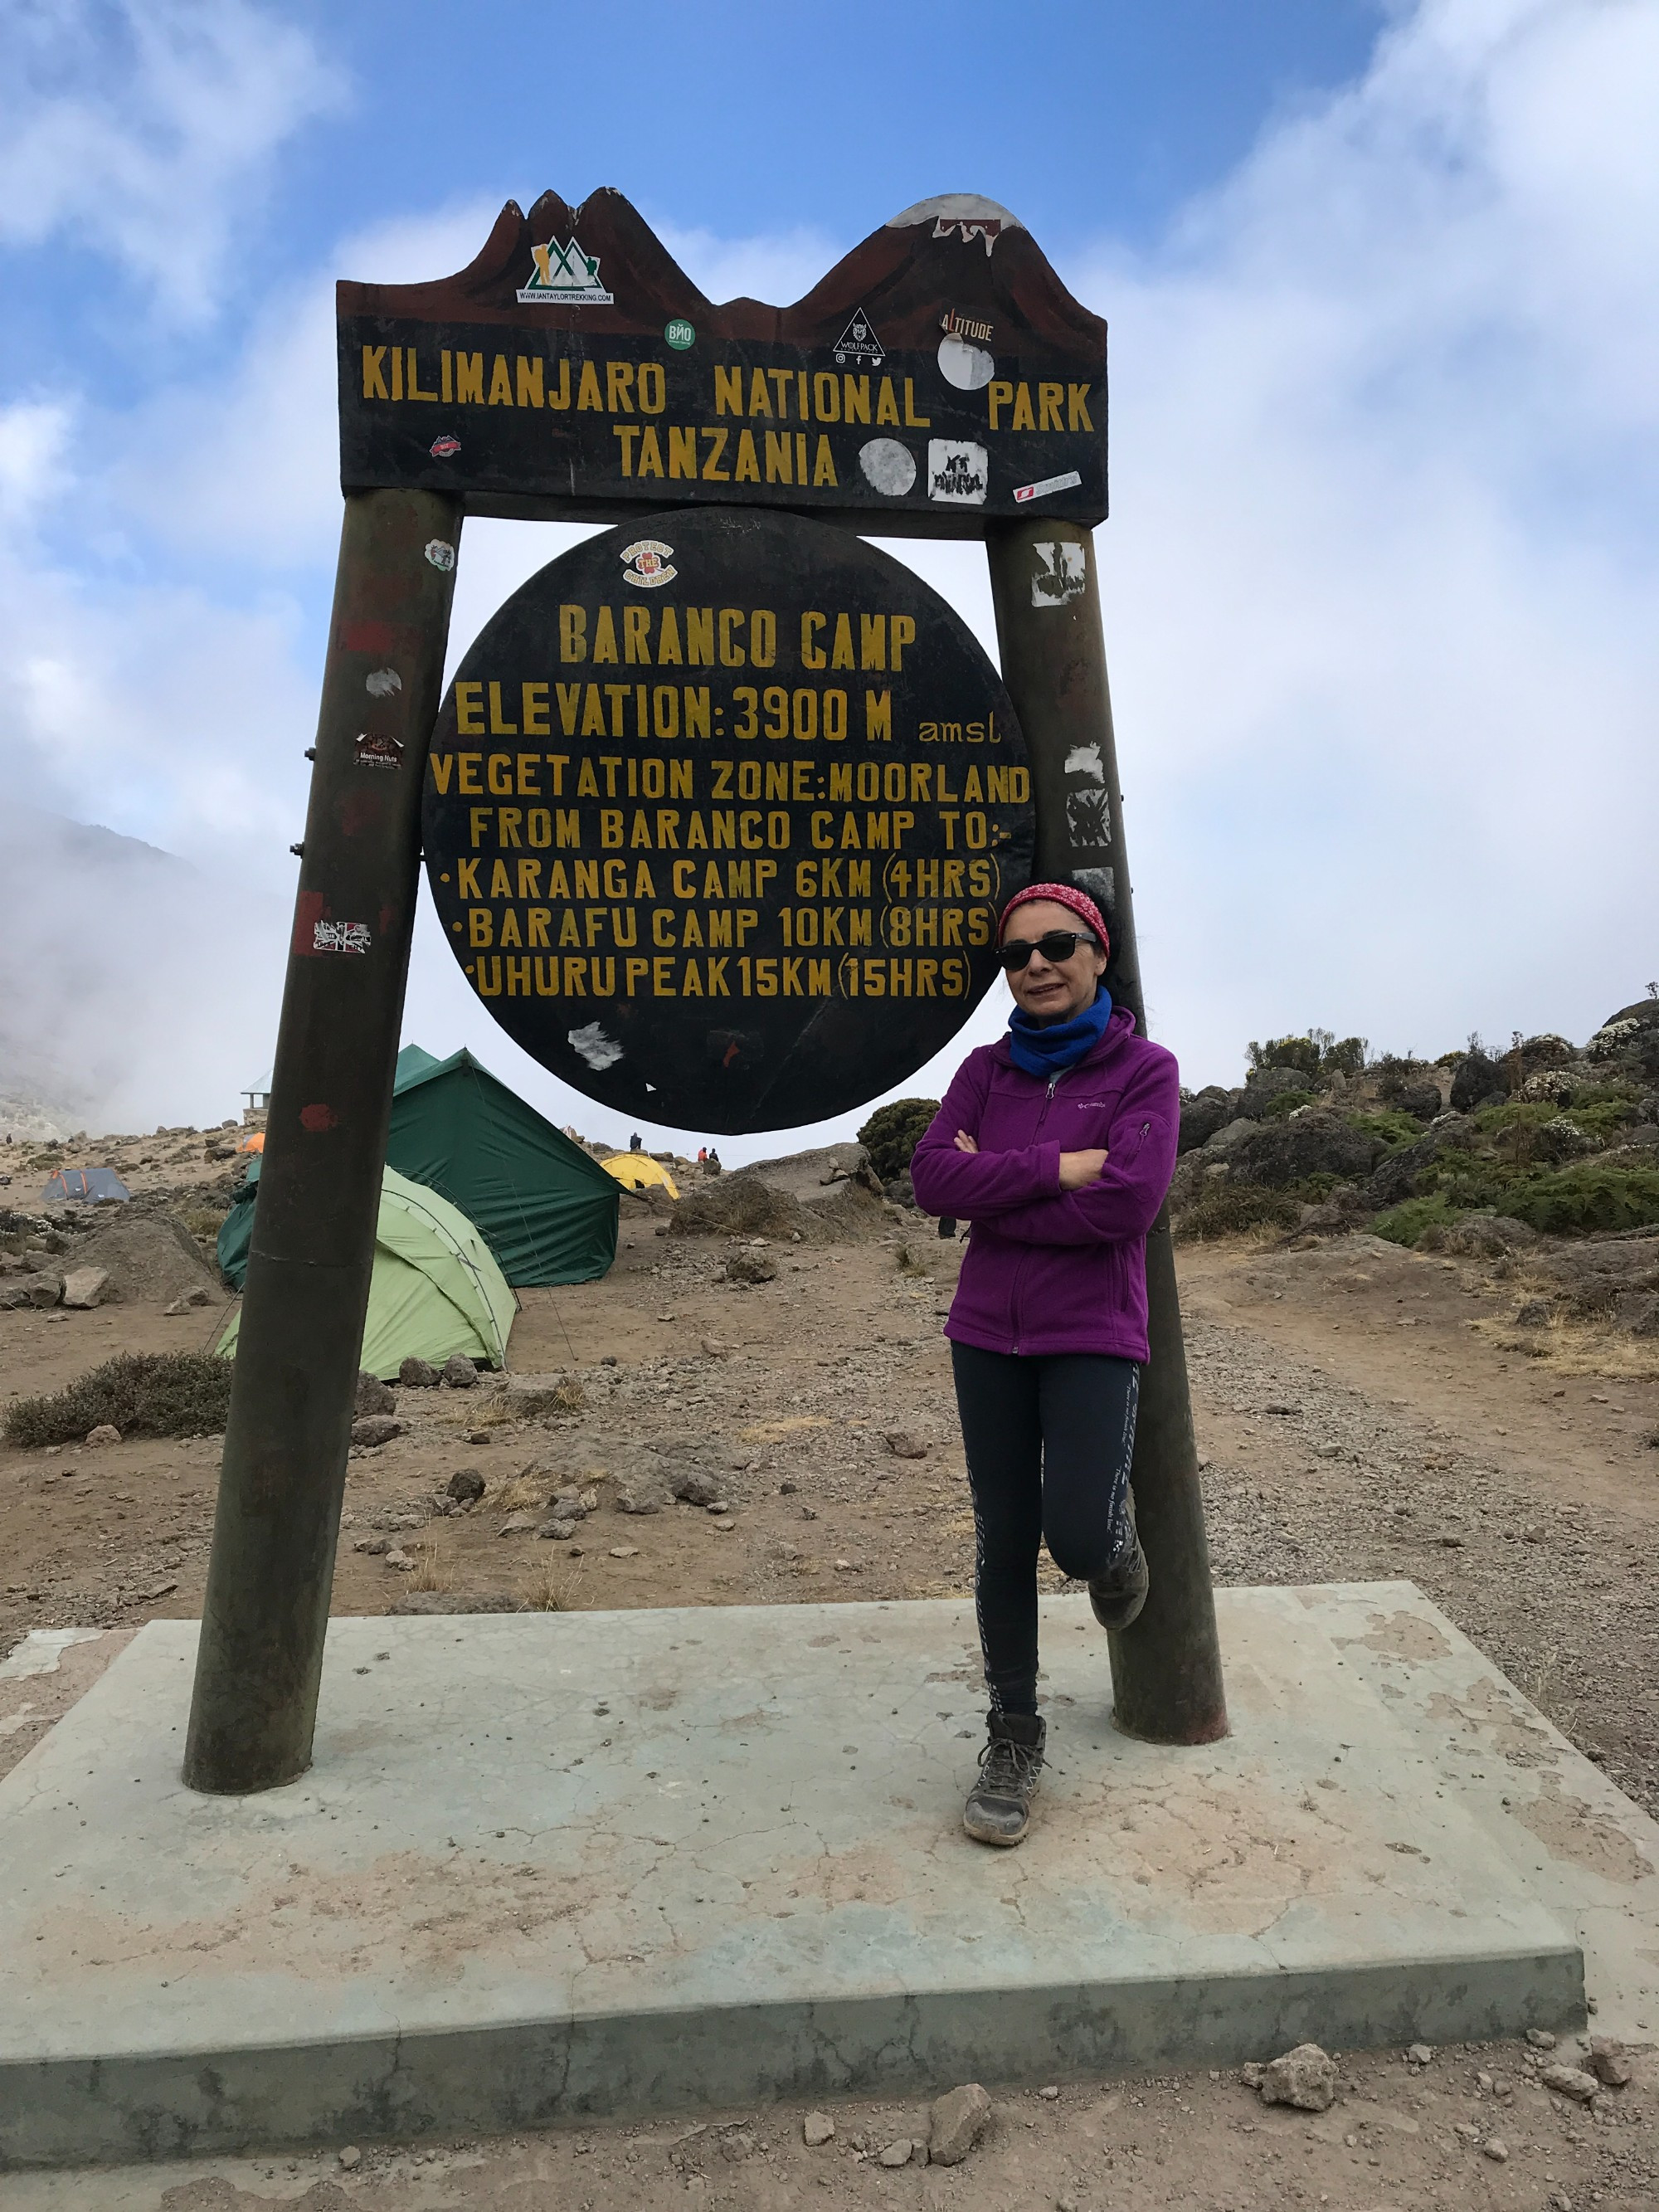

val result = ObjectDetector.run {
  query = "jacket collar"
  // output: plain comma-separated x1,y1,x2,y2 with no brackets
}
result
990,1000,1139,1071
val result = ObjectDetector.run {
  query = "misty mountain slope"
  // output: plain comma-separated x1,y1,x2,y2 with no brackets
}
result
0,807,287,1138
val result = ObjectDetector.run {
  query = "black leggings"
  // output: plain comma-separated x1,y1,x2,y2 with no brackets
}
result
951,1342,1141,1717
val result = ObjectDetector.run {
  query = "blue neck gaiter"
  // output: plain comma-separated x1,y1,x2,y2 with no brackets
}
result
1007,987,1113,1079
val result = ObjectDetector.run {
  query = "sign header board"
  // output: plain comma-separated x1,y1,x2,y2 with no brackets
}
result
421,507,1033,1131
339,191,1107,539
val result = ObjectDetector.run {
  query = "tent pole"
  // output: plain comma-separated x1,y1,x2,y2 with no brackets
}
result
985,518,1228,1747
182,489,461,1795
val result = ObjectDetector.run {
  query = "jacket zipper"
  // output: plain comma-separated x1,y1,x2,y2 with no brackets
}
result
1011,1070,1066,1352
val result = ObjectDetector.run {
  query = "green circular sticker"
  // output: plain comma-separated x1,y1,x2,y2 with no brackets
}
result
664,317,696,351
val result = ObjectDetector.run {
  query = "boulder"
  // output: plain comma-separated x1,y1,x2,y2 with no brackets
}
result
1450,1050,1505,1112
669,1469,722,1507
351,1416,403,1449
445,1468,486,1504
355,1371,397,1416
1362,1114,1477,1210
440,1352,479,1388
400,1356,440,1386
1200,1117,1259,1160
1393,1079,1445,1123
802,2112,835,2146
1257,2042,1336,2112
1178,1086,1236,1155
927,2083,992,2166
23,1272,63,1308
1228,1111,1381,1190
1236,1067,1315,1120
85,1424,121,1446
61,1266,110,1310
727,1249,778,1285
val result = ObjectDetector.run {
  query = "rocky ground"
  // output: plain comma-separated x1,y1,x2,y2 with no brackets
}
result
3,1122,1659,2207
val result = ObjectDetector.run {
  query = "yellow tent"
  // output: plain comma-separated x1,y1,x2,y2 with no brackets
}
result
601,1153,680,1200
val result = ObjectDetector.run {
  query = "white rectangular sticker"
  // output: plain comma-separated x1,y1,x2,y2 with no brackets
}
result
1013,469,1083,505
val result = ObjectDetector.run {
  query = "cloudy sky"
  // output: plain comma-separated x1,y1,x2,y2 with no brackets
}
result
2,0,1654,1156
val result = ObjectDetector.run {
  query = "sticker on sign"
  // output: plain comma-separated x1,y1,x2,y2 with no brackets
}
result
1013,470,1083,504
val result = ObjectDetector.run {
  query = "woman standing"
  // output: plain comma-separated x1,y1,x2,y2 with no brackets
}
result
910,882,1180,1847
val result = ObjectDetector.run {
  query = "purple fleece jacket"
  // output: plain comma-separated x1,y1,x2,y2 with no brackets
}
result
909,1005,1180,1362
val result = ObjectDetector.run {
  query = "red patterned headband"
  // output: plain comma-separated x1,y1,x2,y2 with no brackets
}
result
998,881,1111,960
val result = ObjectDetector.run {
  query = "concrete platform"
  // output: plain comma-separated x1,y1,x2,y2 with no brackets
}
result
3,1580,1651,2168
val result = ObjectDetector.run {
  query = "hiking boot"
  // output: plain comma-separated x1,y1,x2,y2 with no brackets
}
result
1089,1501,1149,1632
962,1711,1046,1847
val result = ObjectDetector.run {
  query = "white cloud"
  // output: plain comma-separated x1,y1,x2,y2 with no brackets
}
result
5,0,1657,1139
0,0,343,320
1062,0,1659,1081
0,397,72,522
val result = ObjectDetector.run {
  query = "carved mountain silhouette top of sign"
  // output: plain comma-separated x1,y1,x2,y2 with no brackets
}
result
338,190,1107,538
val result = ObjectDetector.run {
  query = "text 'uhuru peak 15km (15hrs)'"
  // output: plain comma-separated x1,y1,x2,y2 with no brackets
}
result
338,188,1107,537
422,507,1033,1132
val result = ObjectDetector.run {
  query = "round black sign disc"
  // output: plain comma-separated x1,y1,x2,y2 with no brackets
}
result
422,507,1031,1133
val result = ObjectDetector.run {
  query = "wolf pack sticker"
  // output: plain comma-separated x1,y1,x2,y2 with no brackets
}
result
832,309,884,368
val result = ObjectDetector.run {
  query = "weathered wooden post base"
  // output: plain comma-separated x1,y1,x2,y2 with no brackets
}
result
986,517,1228,1747
183,487,461,1795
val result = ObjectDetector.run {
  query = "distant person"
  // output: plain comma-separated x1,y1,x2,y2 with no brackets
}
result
911,883,1179,1849
629,1131,642,1152
698,1147,708,1163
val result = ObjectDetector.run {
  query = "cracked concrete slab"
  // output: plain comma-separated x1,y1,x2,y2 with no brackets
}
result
0,1584,1625,2168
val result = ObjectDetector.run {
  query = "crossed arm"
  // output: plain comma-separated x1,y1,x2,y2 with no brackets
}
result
910,1059,1179,1246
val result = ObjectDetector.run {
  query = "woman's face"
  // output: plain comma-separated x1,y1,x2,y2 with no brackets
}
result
1002,899,1109,1026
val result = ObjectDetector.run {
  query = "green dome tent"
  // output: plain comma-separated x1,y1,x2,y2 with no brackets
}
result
216,1164,515,1380
386,1044,617,1287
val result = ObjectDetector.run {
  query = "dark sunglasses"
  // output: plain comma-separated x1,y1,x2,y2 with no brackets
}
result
998,929,1098,972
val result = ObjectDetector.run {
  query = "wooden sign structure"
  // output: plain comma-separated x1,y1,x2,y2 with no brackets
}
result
337,188,1106,535
183,192,1225,1796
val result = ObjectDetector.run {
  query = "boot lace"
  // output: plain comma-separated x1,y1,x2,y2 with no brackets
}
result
978,1731,1043,1799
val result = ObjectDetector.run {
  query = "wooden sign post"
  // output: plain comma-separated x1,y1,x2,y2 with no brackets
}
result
184,191,1224,1795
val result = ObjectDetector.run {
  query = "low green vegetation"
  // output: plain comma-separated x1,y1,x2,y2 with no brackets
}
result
1344,1108,1426,1148
1261,1088,1317,1120
1372,1195,1468,1247
4,1352,235,1449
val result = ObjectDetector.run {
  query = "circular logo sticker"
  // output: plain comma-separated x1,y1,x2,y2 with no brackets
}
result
664,318,696,351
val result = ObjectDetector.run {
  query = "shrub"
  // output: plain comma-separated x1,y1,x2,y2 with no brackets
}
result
1262,1088,1317,1120
1174,1181,1301,1242
1373,1195,1469,1247
1502,1166,1659,1237
1247,1035,1322,1079
1345,1108,1426,1148
857,1098,940,1185
4,1352,235,1449
1321,1036,1369,1076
